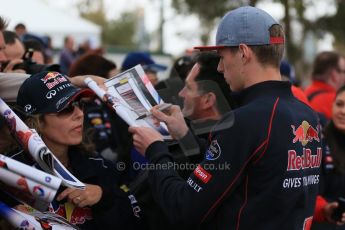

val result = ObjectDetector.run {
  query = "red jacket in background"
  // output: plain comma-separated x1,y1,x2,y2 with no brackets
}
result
304,81,336,120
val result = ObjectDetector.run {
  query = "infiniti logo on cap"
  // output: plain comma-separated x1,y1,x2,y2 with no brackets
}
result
24,104,32,112
46,90,56,99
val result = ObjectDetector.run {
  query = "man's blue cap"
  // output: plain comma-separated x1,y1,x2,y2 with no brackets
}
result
194,6,284,50
121,52,167,72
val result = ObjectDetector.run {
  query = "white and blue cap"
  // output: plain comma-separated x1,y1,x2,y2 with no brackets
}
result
194,6,284,50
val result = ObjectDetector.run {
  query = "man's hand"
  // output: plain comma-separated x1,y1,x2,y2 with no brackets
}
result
151,105,188,140
128,126,164,155
56,184,103,208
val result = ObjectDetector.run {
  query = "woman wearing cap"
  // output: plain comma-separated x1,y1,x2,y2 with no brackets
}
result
9,71,143,229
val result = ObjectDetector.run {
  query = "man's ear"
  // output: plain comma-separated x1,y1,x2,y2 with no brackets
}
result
327,69,342,88
239,44,251,63
201,92,216,109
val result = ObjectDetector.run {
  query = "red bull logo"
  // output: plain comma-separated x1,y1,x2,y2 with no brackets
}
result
69,206,93,225
41,72,60,84
41,72,68,89
287,148,322,171
50,202,93,225
291,121,320,146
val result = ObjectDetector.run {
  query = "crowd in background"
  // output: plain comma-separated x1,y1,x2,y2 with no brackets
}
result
1,6,345,230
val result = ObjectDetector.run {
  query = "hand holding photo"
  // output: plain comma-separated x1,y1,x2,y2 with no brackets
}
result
136,103,172,120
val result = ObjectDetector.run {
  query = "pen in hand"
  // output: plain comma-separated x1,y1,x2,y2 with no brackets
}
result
136,103,172,120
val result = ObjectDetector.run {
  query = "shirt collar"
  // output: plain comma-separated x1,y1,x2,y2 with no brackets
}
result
231,80,292,106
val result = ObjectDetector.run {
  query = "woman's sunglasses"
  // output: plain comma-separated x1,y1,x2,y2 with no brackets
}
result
57,100,86,117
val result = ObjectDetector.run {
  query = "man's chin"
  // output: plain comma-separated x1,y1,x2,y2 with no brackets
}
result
181,109,190,119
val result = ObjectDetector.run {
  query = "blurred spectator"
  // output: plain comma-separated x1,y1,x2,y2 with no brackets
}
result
23,39,45,64
280,59,310,105
69,53,116,79
2,30,26,73
14,23,47,50
156,55,195,106
121,51,167,86
77,39,91,56
280,59,296,83
59,35,77,74
44,35,54,64
3,31,25,60
0,18,29,94
304,51,345,120
69,53,126,163
14,23,26,38
3,31,59,74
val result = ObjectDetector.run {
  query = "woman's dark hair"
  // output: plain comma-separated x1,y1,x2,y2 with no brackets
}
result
336,85,345,97
69,52,116,78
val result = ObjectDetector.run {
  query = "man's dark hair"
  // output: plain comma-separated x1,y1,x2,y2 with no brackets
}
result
14,23,26,30
169,55,195,81
311,51,343,81
250,24,285,68
23,39,44,52
0,16,8,31
194,52,236,114
3,30,20,45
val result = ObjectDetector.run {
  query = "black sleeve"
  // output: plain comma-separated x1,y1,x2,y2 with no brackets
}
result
145,121,264,225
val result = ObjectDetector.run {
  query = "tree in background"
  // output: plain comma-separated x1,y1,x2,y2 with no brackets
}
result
171,0,344,83
316,0,345,54
171,0,255,45
77,0,138,49
74,0,345,81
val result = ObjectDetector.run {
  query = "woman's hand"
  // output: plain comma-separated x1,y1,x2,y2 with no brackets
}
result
13,204,30,213
56,184,103,208
323,201,345,225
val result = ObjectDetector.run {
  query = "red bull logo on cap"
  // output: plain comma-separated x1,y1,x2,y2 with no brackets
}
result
41,72,60,84
41,72,68,89
291,121,320,146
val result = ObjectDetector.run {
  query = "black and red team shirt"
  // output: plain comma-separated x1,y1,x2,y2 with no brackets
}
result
145,81,322,230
